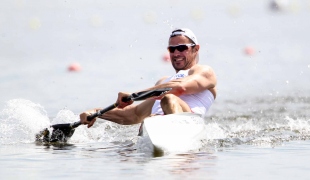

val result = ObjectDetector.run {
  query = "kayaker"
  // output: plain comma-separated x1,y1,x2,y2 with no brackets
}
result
80,28,217,128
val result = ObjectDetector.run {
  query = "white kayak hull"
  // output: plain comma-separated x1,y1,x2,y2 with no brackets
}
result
142,113,206,152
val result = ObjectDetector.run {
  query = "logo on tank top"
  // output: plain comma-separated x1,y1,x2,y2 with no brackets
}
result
174,73,185,79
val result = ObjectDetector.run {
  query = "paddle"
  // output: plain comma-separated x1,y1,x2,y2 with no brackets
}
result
35,88,171,143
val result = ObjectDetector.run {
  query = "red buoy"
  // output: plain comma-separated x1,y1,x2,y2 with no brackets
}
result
162,51,170,62
244,46,255,56
68,63,81,72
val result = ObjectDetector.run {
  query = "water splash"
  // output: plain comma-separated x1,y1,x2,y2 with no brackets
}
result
0,99,140,145
70,121,140,144
201,115,310,149
0,99,50,144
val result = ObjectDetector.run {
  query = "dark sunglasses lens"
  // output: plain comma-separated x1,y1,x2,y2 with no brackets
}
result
168,47,176,53
168,45,189,53
176,45,188,52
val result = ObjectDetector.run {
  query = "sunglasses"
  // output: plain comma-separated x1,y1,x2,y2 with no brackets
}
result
167,44,195,53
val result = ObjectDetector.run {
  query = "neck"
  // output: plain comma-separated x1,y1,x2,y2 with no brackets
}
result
175,68,189,73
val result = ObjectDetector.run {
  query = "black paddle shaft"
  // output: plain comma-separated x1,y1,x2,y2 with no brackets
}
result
70,88,172,128
71,103,120,128
87,103,118,120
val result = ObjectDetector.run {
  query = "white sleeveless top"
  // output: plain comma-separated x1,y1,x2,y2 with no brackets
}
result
151,70,215,117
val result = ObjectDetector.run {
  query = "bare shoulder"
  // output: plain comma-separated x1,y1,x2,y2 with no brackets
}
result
189,64,216,76
155,76,169,85
189,64,217,96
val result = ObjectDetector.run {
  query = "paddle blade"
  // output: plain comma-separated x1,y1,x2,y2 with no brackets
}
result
35,128,50,143
35,124,75,143
49,123,75,142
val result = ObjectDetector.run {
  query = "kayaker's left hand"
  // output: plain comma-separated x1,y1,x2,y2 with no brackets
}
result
80,109,97,128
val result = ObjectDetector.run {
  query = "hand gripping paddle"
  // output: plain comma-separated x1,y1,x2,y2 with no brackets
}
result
35,88,171,143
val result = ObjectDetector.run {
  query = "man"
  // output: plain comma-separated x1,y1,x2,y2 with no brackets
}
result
80,28,217,129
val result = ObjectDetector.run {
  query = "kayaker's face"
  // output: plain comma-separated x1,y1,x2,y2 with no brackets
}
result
168,35,199,72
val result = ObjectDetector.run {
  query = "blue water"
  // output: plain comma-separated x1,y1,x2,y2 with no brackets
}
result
1,0,310,179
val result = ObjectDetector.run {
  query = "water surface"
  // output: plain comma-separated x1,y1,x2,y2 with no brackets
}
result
1,0,310,179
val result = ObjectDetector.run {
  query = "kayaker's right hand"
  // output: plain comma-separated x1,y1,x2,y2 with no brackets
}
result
80,109,97,128
117,92,133,108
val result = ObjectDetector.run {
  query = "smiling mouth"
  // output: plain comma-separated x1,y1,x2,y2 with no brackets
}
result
173,58,184,62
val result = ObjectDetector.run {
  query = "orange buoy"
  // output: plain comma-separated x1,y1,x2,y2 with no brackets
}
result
68,63,81,72
162,51,170,62
244,46,255,56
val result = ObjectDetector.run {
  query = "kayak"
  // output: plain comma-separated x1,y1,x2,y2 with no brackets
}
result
142,113,206,152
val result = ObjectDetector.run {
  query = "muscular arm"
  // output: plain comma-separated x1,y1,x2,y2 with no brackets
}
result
100,77,168,124
97,99,155,125
142,64,217,97
81,78,165,127
99,77,168,124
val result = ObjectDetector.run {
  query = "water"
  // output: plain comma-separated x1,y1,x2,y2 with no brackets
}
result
1,0,310,179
